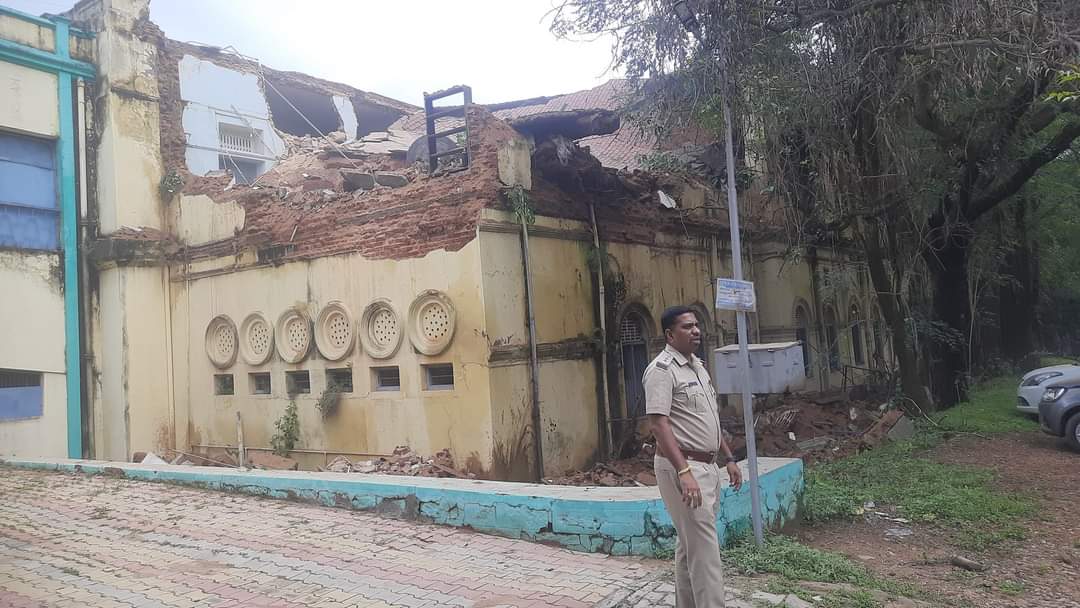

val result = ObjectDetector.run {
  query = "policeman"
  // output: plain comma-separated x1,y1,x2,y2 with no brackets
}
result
645,305,742,608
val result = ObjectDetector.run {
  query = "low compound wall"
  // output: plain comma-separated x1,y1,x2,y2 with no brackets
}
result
0,457,803,557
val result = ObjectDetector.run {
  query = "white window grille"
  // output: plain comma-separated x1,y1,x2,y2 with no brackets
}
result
218,124,258,155
620,315,645,344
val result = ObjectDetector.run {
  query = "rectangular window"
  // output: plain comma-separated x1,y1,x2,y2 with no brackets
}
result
285,370,311,395
0,369,44,420
0,132,58,251
373,366,401,392
218,154,262,185
214,374,234,396
422,364,454,391
249,372,271,395
326,368,353,393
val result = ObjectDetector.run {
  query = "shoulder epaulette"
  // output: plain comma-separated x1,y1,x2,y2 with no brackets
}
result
655,352,673,370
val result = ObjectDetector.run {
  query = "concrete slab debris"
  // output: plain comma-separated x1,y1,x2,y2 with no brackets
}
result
374,172,409,188
139,452,168,465
341,170,376,191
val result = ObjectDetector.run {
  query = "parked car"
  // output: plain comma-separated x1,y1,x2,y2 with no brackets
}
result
1017,363,1080,414
1039,383,1080,451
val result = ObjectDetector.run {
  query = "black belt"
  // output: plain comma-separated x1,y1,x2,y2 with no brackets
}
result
658,446,716,463
682,449,717,464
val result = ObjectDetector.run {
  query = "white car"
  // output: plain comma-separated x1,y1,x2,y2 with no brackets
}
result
1018,363,1080,414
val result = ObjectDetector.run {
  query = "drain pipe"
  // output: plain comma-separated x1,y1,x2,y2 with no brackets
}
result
589,203,614,458
75,77,94,457
519,215,545,481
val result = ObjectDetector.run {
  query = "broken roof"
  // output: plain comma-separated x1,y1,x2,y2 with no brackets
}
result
389,79,719,172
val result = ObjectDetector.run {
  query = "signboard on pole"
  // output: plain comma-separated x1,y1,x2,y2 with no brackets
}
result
715,278,756,312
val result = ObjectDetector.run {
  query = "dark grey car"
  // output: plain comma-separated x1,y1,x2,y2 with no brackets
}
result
1039,383,1080,451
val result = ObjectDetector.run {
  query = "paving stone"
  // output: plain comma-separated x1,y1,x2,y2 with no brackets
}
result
0,465,785,608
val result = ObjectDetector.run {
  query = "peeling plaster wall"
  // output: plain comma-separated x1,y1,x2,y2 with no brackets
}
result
177,54,285,178
78,0,175,462
173,239,497,473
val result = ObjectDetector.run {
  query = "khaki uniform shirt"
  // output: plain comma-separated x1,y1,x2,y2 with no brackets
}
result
643,344,722,453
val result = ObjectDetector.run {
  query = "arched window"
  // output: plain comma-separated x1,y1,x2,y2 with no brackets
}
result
824,306,840,371
619,310,651,419
849,303,865,366
794,303,812,377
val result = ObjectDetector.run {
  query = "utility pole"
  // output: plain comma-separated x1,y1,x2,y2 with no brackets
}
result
674,1,765,546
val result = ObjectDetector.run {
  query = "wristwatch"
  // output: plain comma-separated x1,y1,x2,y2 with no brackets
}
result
723,456,736,465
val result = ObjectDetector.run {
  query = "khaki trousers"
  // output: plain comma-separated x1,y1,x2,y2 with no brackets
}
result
655,456,726,608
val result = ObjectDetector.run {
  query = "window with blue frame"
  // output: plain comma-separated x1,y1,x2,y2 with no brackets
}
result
0,132,58,251
0,370,44,420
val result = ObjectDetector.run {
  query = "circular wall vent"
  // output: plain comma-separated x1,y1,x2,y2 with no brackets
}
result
275,307,312,363
205,315,238,369
408,291,456,355
361,299,402,359
239,312,274,365
315,301,355,361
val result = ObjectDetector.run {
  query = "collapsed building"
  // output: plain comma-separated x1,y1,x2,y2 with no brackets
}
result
0,0,887,479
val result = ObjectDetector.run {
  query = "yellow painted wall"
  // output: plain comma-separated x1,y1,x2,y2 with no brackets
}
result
0,34,65,457
0,62,58,137
479,214,601,477
172,239,496,472
0,13,54,54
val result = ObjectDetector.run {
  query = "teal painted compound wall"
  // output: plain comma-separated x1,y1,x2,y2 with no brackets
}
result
1,457,803,556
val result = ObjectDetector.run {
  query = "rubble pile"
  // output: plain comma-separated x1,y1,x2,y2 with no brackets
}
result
325,446,475,479
552,391,912,487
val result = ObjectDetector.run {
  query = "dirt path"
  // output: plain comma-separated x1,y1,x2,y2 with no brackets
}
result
796,432,1080,608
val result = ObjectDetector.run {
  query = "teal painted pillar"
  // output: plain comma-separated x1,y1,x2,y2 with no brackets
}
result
54,18,83,459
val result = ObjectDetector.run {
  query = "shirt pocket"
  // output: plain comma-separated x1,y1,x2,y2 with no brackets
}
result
687,385,709,413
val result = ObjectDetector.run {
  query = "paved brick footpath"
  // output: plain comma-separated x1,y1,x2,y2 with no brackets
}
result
0,467,682,607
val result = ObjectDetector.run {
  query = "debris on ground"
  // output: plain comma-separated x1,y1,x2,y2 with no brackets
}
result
138,452,168,465
322,447,475,479
551,389,906,486
246,451,299,471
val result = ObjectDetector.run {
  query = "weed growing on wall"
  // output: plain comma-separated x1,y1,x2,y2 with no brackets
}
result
271,400,300,456
315,384,342,419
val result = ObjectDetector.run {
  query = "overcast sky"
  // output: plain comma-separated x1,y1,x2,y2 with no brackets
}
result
8,0,619,106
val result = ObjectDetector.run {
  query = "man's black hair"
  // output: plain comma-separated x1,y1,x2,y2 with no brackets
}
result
661,305,696,333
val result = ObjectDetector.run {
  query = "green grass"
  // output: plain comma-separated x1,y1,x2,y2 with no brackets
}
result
803,374,1038,550
998,580,1025,595
935,376,1040,434
722,534,916,597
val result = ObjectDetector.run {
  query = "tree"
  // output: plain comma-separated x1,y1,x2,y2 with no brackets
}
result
551,0,1080,407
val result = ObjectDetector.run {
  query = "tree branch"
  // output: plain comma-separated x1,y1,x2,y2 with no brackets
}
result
912,74,963,149
969,120,1080,220
757,0,909,33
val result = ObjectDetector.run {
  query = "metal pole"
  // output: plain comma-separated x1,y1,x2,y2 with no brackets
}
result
720,90,765,548
673,0,763,546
